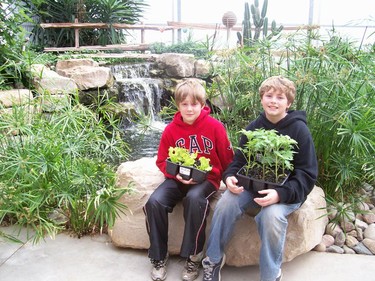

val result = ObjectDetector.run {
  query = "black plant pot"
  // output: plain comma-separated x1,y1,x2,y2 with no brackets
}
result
236,166,290,197
179,165,208,183
166,159,179,176
190,167,208,183
166,159,208,183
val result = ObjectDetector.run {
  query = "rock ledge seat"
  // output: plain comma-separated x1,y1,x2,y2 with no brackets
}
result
110,157,328,266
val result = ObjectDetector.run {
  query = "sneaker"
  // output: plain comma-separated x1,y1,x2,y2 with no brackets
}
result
202,255,226,281
150,253,169,281
275,270,283,281
182,251,204,281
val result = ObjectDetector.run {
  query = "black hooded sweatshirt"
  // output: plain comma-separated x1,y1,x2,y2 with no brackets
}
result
222,110,318,204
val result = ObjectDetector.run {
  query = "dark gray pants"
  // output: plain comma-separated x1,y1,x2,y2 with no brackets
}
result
143,178,216,260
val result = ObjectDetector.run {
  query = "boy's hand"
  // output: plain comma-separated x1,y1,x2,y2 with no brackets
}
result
225,176,244,194
254,189,280,206
176,174,197,185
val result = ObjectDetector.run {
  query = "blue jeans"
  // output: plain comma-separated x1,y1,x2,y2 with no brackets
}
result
206,189,300,281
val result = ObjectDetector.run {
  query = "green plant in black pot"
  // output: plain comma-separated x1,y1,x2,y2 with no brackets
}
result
236,128,297,193
166,147,212,182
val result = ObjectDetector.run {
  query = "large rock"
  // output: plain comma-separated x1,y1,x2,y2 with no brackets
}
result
31,64,78,95
110,157,328,266
0,89,35,135
56,58,99,69
56,59,114,90
194,59,211,78
0,89,33,108
155,53,196,78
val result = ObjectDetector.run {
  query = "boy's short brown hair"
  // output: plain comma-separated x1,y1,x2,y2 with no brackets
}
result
174,78,206,106
259,76,296,105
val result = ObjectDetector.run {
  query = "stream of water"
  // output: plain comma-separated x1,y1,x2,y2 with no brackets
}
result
110,63,167,160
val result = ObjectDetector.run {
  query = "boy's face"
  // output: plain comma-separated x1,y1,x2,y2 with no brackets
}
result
261,88,291,124
177,95,204,125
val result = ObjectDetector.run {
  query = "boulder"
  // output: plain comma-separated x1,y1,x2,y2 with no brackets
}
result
56,58,99,69
155,53,196,78
55,58,114,90
110,157,328,266
194,59,211,78
0,89,33,108
31,64,78,95
0,89,36,135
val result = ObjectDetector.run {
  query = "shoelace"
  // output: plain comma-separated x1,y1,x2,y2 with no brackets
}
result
151,259,166,270
185,259,200,273
203,263,213,280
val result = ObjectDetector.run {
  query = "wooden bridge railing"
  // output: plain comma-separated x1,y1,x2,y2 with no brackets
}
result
40,19,319,52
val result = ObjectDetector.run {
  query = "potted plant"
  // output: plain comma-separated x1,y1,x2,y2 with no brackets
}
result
166,147,212,183
236,129,298,196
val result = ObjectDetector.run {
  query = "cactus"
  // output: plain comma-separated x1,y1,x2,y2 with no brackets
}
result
241,0,283,47
242,2,252,46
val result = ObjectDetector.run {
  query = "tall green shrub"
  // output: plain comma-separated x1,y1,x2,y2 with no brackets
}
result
0,94,131,242
283,33,375,196
207,38,285,142
210,30,375,201
0,0,31,89
29,0,148,47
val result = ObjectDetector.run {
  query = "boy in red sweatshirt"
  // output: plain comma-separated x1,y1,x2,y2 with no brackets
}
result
143,78,233,281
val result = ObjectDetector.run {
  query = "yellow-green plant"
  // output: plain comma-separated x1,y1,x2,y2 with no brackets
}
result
168,147,212,172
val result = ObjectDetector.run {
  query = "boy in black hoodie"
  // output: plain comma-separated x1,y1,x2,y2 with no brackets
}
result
201,76,318,281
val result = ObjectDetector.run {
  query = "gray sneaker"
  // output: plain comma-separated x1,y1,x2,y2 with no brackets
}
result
151,253,169,281
182,251,203,281
202,255,226,281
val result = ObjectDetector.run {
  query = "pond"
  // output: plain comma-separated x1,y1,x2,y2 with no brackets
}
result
123,120,166,161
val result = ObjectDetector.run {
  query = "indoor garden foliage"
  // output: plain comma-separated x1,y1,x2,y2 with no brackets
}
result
208,29,375,207
1,0,374,242
0,94,131,243
28,0,148,47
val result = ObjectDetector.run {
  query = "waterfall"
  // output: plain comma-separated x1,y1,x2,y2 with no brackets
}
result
110,63,167,160
111,63,163,121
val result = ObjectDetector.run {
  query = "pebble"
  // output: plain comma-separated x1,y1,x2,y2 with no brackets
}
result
325,222,342,237
363,213,375,224
322,234,335,247
353,242,373,255
362,238,375,254
347,229,357,238
345,235,359,248
357,201,370,211
364,224,375,240
313,243,326,252
326,245,345,254
334,231,346,247
355,218,368,230
318,183,375,257
343,245,356,254
356,227,364,241
341,221,355,232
